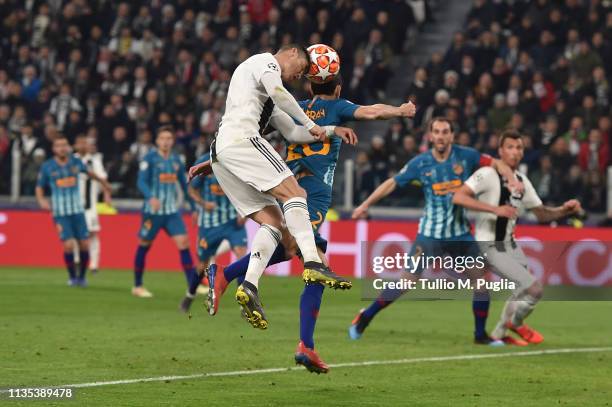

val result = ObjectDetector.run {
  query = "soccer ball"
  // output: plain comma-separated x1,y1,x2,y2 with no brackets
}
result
305,44,340,84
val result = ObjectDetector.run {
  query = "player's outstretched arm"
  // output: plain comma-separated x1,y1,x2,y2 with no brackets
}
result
188,159,212,181
354,101,416,120
490,158,524,194
352,178,398,219
531,200,584,223
35,186,50,211
452,185,517,218
269,107,338,144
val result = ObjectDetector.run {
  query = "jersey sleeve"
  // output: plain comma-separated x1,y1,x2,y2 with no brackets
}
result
521,176,543,209
394,157,421,187
336,99,360,122
253,54,282,82
464,167,495,196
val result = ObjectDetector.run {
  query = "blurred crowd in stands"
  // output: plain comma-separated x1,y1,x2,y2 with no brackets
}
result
0,0,426,198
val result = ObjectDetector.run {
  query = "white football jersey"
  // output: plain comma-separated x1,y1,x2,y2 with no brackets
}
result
216,53,281,153
76,153,107,211
464,167,542,241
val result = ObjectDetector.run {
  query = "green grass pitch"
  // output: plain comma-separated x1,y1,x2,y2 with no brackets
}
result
1,267,611,406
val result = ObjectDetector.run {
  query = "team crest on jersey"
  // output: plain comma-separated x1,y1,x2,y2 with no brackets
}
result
143,219,152,230
267,62,279,71
71,166,79,174
173,163,179,172
452,163,464,175
51,171,59,177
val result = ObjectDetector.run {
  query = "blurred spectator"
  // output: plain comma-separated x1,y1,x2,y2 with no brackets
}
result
390,135,418,172
578,129,609,174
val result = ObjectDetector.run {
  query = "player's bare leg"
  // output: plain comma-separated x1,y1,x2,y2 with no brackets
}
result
132,239,154,298
89,231,100,274
270,176,351,289
233,205,285,329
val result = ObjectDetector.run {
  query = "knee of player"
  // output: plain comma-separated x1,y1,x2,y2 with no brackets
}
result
176,236,190,250
527,281,543,300
79,240,90,251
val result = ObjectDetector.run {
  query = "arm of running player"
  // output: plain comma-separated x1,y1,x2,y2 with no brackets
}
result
260,71,325,140
35,167,50,210
269,107,358,145
178,168,195,211
187,185,216,211
353,101,416,120
137,159,160,212
87,170,112,203
35,186,50,211
452,184,518,218
531,200,583,223
352,177,398,219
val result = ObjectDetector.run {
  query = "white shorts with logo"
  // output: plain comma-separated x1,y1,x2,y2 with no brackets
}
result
85,208,101,232
212,137,293,217
478,241,536,291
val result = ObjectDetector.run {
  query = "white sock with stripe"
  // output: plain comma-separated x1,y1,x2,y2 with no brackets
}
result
283,197,320,264
244,224,281,288
89,234,100,270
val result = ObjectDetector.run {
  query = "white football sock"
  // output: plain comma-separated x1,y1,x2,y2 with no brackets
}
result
283,197,319,263
492,298,517,339
89,234,100,270
244,224,281,288
511,294,538,327
73,243,80,263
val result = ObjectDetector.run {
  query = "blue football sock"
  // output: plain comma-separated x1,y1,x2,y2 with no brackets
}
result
134,245,150,287
299,283,324,349
224,243,287,283
78,251,89,279
64,252,76,280
362,287,405,320
472,290,490,338
179,249,199,296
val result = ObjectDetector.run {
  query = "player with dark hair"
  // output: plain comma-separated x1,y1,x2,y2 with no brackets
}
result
35,136,112,286
189,45,356,331
132,126,200,312
349,118,522,345
203,75,416,373
453,129,583,345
